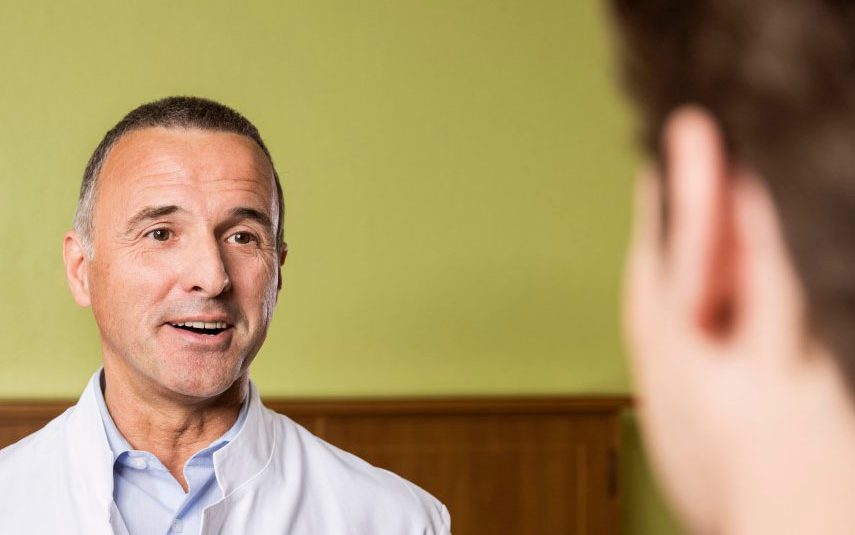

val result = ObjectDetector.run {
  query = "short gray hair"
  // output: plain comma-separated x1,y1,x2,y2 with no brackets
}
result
74,96,285,257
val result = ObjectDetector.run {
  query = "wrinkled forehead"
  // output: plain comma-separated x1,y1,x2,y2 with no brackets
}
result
95,126,278,221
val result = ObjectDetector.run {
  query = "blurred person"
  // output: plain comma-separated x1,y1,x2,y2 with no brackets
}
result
612,0,855,533
0,96,450,535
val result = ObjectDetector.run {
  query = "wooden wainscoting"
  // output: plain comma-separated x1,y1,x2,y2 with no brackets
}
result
0,396,630,535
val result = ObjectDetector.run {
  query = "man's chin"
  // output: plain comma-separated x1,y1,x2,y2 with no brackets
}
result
152,364,246,403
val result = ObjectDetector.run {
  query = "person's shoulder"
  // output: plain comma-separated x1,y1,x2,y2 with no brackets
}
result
263,406,451,533
0,407,78,530
0,406,74,473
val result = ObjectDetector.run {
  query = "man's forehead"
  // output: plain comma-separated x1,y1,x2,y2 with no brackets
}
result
102,126,273,181
97,126,274,202
91,126,279,231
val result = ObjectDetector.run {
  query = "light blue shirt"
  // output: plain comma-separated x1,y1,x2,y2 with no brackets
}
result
93,372,249,535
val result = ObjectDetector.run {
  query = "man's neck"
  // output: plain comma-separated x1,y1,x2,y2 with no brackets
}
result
101,370,246,491
721,355,855,535
726,454,855,535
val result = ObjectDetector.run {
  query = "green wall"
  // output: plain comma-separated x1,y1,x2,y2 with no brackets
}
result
0,1,679,532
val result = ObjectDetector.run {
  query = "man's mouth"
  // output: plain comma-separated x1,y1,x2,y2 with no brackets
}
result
169,321,230,336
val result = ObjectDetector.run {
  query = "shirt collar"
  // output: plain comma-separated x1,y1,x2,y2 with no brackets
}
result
77,368,274,507
91,369,250,463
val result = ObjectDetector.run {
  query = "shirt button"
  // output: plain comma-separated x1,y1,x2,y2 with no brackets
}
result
171,519,183,533
129,457,147,470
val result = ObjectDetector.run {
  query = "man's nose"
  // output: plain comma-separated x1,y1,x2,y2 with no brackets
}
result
181,237,232,296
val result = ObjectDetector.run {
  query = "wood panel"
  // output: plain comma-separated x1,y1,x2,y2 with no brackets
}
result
0,396,630,535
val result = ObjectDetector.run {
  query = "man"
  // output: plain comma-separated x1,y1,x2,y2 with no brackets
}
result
0,96,450,534
611,0,855,533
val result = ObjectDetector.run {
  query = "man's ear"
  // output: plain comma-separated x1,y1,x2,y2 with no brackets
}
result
63,231,92,307
276,241,288,292
663,106,737,338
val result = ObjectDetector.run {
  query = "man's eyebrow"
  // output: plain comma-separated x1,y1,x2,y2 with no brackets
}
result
125,205,182,233
230,207,274,231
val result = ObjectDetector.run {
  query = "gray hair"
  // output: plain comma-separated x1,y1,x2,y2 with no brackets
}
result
73,96,285,257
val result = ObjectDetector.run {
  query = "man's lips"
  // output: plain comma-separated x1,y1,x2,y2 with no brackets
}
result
166,318,234,337
165,325,234,347
172,320,229,330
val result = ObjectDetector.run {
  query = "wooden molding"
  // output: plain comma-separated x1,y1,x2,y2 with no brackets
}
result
264,395,632,415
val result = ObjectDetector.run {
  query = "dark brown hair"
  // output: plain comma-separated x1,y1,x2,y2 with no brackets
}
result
74,96,285,254
610,0,855,386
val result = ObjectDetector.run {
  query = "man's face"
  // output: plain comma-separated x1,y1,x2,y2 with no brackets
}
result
83,127,283,400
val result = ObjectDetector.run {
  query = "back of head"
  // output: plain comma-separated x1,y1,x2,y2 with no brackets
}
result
611,0,855,394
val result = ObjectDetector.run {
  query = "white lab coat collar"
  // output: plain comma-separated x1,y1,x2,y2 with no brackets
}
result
66,372,119,532
66,370,275,527
213,380,275,497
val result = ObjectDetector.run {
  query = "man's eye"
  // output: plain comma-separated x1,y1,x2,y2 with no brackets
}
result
228,232,256,245
146,229,172,241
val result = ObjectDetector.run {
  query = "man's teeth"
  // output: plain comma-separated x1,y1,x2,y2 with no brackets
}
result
172,321,228,329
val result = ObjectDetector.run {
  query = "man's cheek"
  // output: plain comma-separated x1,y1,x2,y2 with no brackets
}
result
624,253,658,348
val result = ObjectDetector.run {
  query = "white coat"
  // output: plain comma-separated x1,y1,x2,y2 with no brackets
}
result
0,375,451,534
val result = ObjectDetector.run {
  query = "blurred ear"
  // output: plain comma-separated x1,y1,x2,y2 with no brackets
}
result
63,231,91,307
663,106,737,338
276,241,288,292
